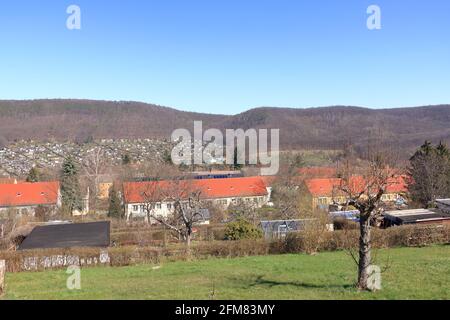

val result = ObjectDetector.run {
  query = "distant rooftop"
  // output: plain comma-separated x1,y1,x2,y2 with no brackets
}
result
305,175,407,197
0,181,60,207
384,209,450,224
192,170,241,175
436,199,450,206
124,177,268,203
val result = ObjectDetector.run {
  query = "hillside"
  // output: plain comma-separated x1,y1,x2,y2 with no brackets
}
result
1,99,450,151
0,100,228,145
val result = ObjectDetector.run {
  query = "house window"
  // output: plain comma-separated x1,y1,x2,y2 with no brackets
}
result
217,199,227,206
133,205,139,212
167,203,172,210
140,205,145,212
318,197,328,205
156,203,162,209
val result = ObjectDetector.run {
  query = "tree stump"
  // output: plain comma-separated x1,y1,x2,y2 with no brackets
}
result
0,260,5,296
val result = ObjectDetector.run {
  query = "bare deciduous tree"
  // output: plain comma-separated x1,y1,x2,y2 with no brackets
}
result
271,153,304,219
140,179,206,255
81,146,110,199
338,146,400,291
227,201,260,225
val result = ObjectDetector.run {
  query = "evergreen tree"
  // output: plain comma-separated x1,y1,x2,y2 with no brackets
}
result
60,157,82,213
122,154,131,165
436,141,450,157
108,186,123,219
162,149,172,165
233,146,242,170
419,140,433,155
408,141,450,206
26,167,40,183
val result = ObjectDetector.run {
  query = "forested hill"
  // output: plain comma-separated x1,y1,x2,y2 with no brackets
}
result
1,99,450,151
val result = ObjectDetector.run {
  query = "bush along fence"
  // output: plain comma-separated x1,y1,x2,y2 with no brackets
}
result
0,224,449,273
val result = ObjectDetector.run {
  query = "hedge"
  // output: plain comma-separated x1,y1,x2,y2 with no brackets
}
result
1,224,448,273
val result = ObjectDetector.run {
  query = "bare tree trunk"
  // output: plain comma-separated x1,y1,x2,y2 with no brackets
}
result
357,215,372,290
185,232,192,258
163,225,167,248
0,260,5,296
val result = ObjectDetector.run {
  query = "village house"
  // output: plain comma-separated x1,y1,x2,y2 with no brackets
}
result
93,174,119,200
97,181,113,200
123,176,271,220
0,181,61,216
302,175,407,211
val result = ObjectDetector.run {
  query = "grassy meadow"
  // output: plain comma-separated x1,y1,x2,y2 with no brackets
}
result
2,245,450,300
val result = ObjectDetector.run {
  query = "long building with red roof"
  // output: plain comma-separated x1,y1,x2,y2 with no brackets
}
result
0,181,61,215
123,177,271,220
303,175,408,210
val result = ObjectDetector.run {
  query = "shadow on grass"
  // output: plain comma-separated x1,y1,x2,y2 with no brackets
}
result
243,275,355,290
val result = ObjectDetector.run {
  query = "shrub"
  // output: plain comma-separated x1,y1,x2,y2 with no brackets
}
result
274,224,450,254
333,218,359,230
193,240,270,258
108,247,161,267
211,227,226,241
224,219,263,240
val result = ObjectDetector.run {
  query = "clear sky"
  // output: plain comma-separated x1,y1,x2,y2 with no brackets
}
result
0,0,449,114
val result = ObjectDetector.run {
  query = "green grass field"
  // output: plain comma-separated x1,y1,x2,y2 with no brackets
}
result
3,246,450,300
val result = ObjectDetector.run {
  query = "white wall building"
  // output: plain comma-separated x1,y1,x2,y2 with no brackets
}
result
123,177,271,221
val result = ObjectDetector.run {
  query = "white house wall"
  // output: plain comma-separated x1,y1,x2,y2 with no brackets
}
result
125,194,269,220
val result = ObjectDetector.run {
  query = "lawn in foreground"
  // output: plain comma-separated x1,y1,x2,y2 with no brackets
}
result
3,245,450,300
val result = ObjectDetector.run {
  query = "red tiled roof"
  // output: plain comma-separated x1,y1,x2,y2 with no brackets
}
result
0,182,60,207
123,177,268,203
304,176,407,197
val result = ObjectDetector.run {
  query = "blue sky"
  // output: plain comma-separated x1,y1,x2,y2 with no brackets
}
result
0,0,449,114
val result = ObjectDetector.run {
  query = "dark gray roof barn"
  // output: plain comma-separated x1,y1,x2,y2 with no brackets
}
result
19,221,110,250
